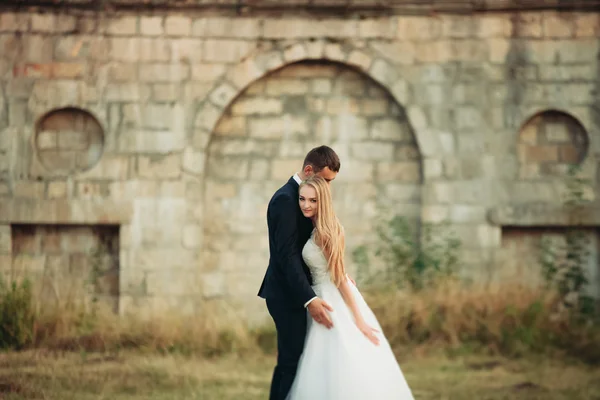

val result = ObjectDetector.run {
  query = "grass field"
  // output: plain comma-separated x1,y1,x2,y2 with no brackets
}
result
1,349,599,400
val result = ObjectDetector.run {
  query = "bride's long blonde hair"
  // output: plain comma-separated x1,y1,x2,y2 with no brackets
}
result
300,175,346,287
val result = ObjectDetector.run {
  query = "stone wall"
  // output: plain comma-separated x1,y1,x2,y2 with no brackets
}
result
0,10,599,321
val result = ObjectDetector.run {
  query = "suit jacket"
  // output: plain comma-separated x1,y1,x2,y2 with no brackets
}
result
258,176,316,309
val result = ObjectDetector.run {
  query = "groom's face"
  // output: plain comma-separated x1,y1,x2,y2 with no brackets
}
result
307,166,337,185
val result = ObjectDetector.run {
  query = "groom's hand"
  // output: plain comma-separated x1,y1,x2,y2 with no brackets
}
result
307,298,334,329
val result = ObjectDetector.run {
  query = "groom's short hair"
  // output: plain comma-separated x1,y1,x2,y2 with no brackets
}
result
303,146,341,173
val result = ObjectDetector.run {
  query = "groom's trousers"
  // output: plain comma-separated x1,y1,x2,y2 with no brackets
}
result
266,298,308,400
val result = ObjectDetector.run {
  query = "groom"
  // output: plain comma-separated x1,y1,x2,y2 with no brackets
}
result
258,145,341,400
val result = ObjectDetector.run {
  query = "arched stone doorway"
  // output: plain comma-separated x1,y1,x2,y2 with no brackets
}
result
202,60,422,319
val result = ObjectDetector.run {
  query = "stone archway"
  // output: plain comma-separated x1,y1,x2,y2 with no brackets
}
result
192,39,441,159
200,55,423,318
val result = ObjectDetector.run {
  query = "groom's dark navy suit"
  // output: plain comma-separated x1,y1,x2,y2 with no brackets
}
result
258,176,316,400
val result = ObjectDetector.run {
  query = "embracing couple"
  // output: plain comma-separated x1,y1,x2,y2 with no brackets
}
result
258,146,414,400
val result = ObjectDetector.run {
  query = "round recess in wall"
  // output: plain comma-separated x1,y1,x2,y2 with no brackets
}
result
35,107,104,174
517,110,589,178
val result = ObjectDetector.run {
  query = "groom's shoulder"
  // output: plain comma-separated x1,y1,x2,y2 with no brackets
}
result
268,181,294,206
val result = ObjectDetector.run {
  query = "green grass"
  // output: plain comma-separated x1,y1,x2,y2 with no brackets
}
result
1,350,599,400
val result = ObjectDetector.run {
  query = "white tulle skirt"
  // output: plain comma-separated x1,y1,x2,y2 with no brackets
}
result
287,278,414,400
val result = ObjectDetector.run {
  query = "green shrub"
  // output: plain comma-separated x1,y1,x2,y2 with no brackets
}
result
0,278,36,350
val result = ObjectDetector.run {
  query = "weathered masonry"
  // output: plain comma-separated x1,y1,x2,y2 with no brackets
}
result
0,1,599,321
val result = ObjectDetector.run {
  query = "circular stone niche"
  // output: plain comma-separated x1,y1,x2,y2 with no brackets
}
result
35,108,104,174
518,110,589,178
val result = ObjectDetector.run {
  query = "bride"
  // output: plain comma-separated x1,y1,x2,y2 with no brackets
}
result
287,175,414,400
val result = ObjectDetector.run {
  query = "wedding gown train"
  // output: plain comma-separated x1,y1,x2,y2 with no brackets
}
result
286,232,415,400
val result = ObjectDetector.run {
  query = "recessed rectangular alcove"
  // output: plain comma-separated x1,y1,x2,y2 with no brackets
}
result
1,199,132,314
12,224,120,312
489,205,600,298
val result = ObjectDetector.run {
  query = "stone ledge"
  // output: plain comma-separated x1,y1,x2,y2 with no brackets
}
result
0,199,132,224
488,204,600,227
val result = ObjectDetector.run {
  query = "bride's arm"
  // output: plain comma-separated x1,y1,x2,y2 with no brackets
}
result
338,278,380,345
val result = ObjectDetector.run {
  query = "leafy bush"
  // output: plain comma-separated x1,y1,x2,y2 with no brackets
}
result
0,278,35,350
352,214,461,291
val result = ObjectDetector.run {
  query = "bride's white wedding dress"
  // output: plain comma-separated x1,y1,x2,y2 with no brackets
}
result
287,231,415,400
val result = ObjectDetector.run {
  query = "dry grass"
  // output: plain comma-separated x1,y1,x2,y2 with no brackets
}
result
2,276,599,364
0,350,599,400
365,279,600,363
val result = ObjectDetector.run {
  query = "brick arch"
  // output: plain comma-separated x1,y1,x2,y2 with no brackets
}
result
192,39,442,161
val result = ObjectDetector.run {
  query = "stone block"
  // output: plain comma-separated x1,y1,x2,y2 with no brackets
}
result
139,64,189,82
191,63,226,82
369,42,416,66
381,183,421,202
542,13,573,38
324,42,346,61
140,16,163,36
441,15,477,38
421,205,450,223
23,35,54,63
107,16,138,35
118,130,186,154
231,98,282,115
0,12,29,32
406,106,428,130
31,13,55,32
325,98,359,114
206,158,249,180
204,40,253,63
110,38,139,62
182,224,202,249
398,17,442,40
515,13,543,38
476,224,501,248
249,159,270,180
47,181,68,199
182,147,205,175
423,158,443,180
152,83,180,102
248,116,308,139
315,115,369,142
13,181,45,198
476,15,511,38
214,116,247,137
574,14,599,37
138,154,181,179
370,118,411,141
263,19,357,39
76,156,129,180
359,17,397,38
265,79,309,96
165,16,191,36
139,38,171,62
194,17,260,38
107,63,137,82
283,43,308,63
351,142,394,161
226,58,265,90
170,38,204,63
538,65,594,81
376,162,421,183
194,103,222,131
184,83,213,103
271,159,303,181
209,83,238,108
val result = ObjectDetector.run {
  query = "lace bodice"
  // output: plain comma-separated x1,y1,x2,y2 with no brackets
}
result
302,231,331,286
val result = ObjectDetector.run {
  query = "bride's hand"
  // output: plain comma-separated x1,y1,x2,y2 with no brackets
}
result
356,320,380,346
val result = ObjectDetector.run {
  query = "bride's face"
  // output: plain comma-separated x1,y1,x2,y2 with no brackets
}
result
299,185,318,219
